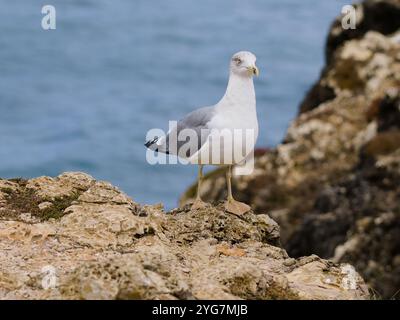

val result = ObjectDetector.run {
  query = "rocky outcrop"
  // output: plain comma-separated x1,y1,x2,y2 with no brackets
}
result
325,0,400,65
0,173,369,299
180,0,400,299
301,0,400,113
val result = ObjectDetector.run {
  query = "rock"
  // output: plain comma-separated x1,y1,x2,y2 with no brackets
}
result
287,154,400,299
0,173,369,300
26,172,94,200
301,0,400,115
325,0,400,64
180,0,400,298
38,202,53,211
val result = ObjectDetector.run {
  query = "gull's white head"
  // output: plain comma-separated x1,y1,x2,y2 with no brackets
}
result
230,51,259,78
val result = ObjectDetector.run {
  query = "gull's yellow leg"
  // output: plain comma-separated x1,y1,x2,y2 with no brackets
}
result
191,165,208,210
224,165,251,215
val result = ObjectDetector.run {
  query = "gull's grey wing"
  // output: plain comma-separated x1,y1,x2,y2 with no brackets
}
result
145,106,215,158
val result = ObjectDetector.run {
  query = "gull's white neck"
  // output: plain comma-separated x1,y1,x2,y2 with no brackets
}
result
217,72,256,111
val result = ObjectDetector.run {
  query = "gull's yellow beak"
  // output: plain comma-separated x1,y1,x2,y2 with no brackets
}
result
248,65,259,76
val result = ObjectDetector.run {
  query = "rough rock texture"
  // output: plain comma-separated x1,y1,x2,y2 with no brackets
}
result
0,173,369,300
180,0,400,299
301,0,400,113
326,0,400,65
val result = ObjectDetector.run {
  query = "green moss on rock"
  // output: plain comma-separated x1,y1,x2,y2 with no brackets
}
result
0,180,81,221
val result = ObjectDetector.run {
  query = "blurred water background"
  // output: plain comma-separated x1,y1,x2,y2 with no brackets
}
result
0,0,349,208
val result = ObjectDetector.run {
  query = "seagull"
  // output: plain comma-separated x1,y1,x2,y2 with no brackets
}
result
145,51,259,215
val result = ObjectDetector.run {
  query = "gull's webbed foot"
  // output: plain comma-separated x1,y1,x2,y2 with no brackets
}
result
224,199,251,215
191,199,209,210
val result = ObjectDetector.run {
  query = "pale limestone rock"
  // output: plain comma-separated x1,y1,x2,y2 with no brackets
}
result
26,172,94,200
0,173,369,300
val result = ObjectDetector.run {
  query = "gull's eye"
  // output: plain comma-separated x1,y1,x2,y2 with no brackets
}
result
233,57,242,65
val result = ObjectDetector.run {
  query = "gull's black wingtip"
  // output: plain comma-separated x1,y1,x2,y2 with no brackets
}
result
144,136,159,149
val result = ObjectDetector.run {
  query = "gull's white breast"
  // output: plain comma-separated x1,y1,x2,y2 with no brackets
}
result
189,102,259,165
